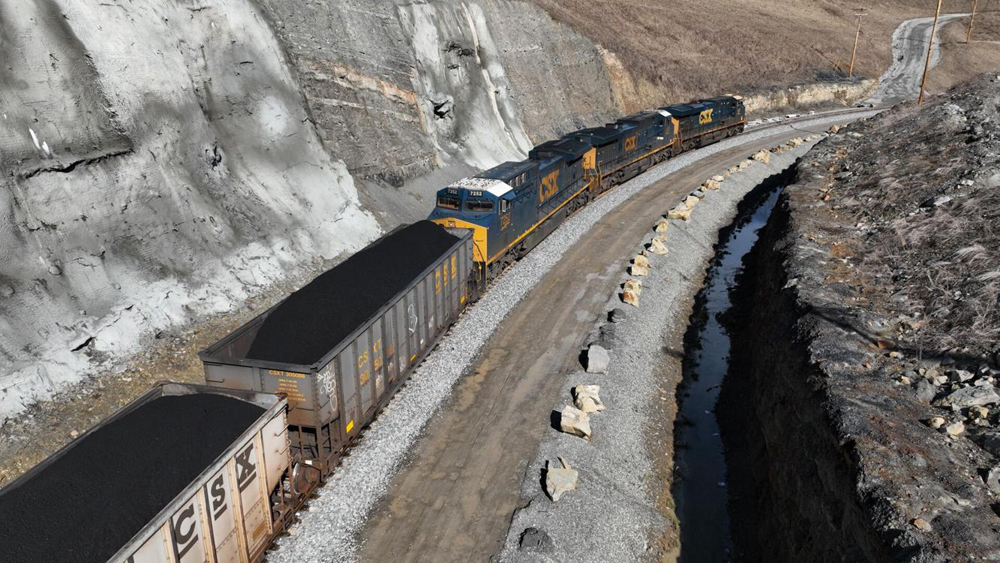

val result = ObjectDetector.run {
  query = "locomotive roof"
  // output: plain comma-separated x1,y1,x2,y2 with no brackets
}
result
530,136,593,161
569,126,621,145
477,160,537,181
616,111,661,126
662,102,712,117
704,95,739,104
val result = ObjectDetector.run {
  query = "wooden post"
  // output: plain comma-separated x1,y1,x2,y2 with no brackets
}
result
967,0,979,43
849,13,864,78
918,0,945,105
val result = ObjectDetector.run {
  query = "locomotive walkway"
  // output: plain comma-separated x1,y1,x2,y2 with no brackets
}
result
357,118,866,562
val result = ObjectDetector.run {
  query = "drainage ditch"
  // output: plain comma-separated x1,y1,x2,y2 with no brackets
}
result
673,169,793,562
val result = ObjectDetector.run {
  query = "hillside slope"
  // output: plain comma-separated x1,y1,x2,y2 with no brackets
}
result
528,0,983,109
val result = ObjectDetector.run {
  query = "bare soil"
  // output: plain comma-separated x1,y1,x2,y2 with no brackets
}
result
530,0,994,110
931,10,1000,92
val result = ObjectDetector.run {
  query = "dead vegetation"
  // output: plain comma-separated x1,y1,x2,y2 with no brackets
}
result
529,0,994,111
821,74,1000,358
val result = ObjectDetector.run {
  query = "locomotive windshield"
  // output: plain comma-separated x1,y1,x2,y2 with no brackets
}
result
437,195,461,210
466,198,494,212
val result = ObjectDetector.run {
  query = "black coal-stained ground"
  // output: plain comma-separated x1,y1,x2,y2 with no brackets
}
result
247,221,459,366
0,394,264,563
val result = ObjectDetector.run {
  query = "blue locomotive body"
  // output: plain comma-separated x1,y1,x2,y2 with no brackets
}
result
431,95,746,283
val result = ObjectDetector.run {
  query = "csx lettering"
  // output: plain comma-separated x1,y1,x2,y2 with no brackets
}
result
172,504,199,559
539,170,559,203
210,475,227,520
699,109,714,125
357,351,369,369
623,136,637,151
236,444,257,492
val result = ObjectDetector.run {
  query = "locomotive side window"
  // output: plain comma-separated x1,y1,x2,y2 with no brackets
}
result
466,199,494,212
500,199,510,213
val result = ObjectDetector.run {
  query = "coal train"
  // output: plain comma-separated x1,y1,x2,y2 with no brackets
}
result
0,96,745,563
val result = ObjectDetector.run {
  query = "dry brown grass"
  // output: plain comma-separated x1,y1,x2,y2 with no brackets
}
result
824,75,1000,358
529,0,994,110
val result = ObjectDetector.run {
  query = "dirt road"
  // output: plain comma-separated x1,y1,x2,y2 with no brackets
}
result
356,122,855,562
865,13,969,106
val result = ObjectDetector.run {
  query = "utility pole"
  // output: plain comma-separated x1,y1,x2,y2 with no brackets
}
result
966,0,979,43
849,11,866,78
918,0,944,105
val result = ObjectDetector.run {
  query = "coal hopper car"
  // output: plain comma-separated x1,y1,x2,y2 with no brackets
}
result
199,221,474,475
0,383,297,563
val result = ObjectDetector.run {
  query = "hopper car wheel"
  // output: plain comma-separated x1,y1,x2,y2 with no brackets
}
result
291,461,322,496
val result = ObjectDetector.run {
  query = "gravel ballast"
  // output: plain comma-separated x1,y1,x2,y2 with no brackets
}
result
247,221,458,365
270,115,872,563
0,394,265,563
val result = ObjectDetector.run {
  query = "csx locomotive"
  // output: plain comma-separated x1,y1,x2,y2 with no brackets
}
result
429,96,745,283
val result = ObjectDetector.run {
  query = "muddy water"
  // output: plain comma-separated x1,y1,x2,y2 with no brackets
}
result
673,188,782,563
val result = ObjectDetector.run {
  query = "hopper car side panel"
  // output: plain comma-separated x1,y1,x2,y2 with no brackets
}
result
202,231,473,475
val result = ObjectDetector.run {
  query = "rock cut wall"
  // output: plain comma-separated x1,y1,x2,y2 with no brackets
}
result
0,0,379,416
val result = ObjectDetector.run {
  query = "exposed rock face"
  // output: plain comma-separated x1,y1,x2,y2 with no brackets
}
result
261,0,620,185
0,0,379,415
724,75,1000,561
0,0,628,416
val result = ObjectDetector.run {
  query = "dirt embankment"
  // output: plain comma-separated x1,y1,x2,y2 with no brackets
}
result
724,74,1000,561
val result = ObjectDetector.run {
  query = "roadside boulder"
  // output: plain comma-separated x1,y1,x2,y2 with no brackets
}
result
738,160,752,170
683,195,700,209
703,179,721,191
574,385,606,413
936,386,1000,409
654,218,670,233
519,528,553,553
623,278,643,296
711,175,725,183
622,288,640,307
560,405,592,440
585,344,610,373
649,237,669,255
609,308,627,323
752,150,771,164
668,205,692,221
631,254,650,277
545,458,578,502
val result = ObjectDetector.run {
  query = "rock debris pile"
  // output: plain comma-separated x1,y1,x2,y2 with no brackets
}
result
729,74,1000,561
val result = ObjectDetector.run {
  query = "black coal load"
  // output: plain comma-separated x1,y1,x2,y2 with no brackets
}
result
246,221,459,366
0,394,264,563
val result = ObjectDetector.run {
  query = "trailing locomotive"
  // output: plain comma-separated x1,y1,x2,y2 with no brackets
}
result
429,95,745,283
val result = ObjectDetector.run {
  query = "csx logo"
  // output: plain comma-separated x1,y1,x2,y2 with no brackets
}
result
699,109,714,125
623,136,637,151
539,170,559,203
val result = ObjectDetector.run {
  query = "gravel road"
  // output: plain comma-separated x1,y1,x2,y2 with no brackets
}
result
269,112,876,563
865,13,969,106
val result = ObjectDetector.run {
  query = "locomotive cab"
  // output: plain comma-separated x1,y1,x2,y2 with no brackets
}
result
429,171,522,268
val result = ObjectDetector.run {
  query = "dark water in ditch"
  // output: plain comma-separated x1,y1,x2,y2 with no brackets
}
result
673,187,782,563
